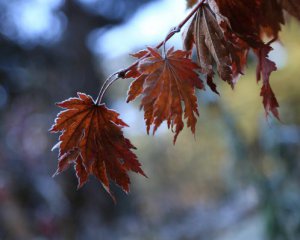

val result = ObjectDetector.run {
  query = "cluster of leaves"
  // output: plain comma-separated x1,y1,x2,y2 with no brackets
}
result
51,0,300,199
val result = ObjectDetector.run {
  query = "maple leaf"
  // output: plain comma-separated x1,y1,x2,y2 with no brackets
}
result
126,47,204,143
50,93,146,199
255,44,279,119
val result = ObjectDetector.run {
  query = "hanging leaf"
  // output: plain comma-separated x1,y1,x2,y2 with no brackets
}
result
183,3,245,90
50,93,146,200
255,44,279,119
197,4,233,85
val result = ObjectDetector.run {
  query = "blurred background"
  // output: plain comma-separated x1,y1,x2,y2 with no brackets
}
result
0,0,299,239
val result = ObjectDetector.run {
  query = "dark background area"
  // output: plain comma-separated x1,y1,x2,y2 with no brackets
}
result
0,0,300,239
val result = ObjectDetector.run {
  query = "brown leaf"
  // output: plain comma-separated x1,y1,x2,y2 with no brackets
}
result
260,0,284,38
184,4,234,88
183,1,258,87
215,0,284,39
255,44,279,119
220,22,250,82
50,93,146,199
127,47,204,143
193,19,218,94
282,0,300,20
182,17,196,52
215,0,261,42
182,1,281,118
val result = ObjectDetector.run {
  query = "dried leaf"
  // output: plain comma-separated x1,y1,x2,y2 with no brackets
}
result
255,45,279,119
182,1,280,117
184,4,234,88
193,21,218,94
182,3,252,91
182,17,196,52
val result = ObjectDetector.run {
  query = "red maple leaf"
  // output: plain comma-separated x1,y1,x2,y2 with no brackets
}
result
126,47,204,143
50,93,146,200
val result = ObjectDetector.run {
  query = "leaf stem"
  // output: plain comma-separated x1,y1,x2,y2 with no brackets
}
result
97,77,120,105
118,0,206,76
96,73,118,105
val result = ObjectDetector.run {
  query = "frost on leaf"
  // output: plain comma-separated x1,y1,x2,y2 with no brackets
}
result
50,93,146,200
183,1,280,119
183,3,250,92
126,47,204,143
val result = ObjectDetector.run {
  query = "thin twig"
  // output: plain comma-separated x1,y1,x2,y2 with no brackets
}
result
96,73,118,105
96,0,206,104
162,27,181,57
96,76,120,105
118,0,206,76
